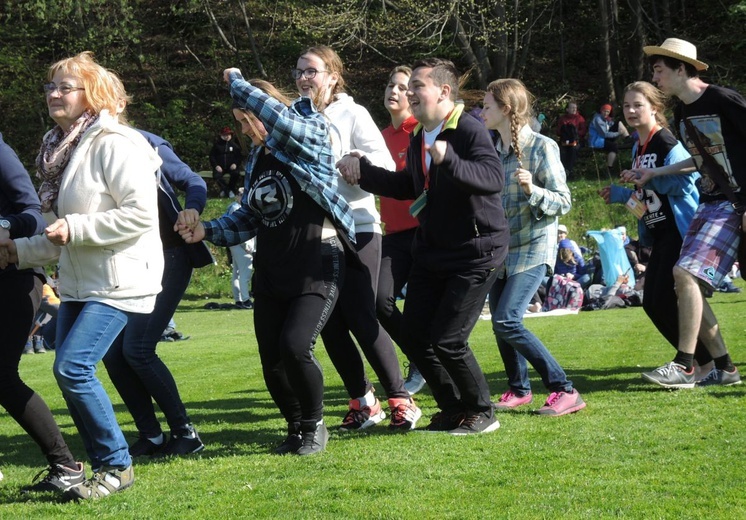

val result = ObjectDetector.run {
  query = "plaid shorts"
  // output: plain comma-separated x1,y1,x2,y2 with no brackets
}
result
676,201,741,289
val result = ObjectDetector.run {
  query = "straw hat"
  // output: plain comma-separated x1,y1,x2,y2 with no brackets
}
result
642,38,708,71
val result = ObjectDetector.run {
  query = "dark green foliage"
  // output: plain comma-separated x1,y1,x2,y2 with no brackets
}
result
2,0,745,174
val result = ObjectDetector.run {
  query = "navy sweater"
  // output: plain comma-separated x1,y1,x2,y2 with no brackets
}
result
359,107,509,272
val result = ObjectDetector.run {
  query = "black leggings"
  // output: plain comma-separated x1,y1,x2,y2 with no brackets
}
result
321,231,408,400
376,228,416,356
0,273,75,467
254,238,343,431
643,231,712,365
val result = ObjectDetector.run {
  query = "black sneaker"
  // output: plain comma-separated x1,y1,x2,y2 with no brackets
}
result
128,434,165,457
159,424,204,456
297,422,328,456
449,410,500,435
425,410,465,432
274,423,302,455
21,462,85,493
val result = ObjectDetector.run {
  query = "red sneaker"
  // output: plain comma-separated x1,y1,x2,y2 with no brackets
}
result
339,397,385,431
388,398,422,431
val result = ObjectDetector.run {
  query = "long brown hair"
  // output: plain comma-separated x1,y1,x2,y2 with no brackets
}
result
623,81,669,129
299,45,346,110
234,79,294,143
485,78,534,166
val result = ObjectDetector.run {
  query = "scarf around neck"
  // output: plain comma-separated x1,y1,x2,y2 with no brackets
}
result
36,110,99,213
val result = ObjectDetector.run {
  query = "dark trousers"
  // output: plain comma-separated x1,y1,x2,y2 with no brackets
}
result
400,262,498,413
559,145,578,178
321,232,408,400
103,246,194,437
254,238,343,431
0,273,75,466
376,228,416,354
643,231,712,365
212,169,240,194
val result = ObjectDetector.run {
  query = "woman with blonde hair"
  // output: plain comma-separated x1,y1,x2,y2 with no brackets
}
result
481,78,585,416
294,46,420,431
178,71,354,455
0,51,163,499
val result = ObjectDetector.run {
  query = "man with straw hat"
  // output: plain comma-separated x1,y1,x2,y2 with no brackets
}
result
626,37,745,388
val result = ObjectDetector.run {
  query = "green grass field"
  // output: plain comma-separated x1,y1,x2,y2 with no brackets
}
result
1,282,744,519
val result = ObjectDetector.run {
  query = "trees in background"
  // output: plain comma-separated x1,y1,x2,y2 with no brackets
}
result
1,0,744,173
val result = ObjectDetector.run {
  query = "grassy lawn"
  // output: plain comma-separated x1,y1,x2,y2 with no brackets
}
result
1,282,744,519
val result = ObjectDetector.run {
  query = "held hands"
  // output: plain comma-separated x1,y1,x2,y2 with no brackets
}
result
174,209,204,244
621,168,652,187
175,220,206,244
514,168,534,196
0,238,18,269
175,209,200,231
337,153,362,185
45,219,70,246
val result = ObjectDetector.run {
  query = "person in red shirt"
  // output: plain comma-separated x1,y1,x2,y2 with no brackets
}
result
377,65,425,395
555,102,586,179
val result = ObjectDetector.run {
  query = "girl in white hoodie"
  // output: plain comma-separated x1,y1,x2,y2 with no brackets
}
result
294,46,420,431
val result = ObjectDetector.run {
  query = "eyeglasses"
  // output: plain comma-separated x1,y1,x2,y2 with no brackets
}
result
291,68,329,80
43,83,85,96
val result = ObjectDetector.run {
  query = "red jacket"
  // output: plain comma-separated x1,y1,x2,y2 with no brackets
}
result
380,116,419,234
556,113,587,145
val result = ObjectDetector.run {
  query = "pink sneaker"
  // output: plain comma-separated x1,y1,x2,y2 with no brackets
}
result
535,390,586,416
493,390,533,410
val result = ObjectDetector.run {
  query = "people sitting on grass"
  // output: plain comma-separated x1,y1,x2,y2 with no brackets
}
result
589,103,629,176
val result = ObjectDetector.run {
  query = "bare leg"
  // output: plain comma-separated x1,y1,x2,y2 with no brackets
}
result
673,266,728,358
607,151,617,168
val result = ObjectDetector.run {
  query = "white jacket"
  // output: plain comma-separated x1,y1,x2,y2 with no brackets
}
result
324,93,395,234
15,111,164,313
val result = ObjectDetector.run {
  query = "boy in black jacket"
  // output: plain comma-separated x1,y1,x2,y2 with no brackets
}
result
339,58,509,434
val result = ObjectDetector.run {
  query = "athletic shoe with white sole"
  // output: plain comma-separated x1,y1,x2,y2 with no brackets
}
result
641,362,695,389
21,462,85,493
339,397,385,431
449,410,500,435
388,398,422,431
696,367,742,387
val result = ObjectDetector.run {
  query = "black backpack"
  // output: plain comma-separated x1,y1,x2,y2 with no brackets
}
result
559,122,579,145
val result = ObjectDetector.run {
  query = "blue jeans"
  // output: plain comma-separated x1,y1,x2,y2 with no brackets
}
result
54,301,131,471
489,264,573,395
103,246,193,437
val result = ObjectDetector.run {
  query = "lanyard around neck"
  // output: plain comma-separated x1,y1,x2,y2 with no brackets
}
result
634,125,658,167
421,110,453,190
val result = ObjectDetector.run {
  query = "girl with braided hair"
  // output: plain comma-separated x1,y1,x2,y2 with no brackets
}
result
481,78,586,416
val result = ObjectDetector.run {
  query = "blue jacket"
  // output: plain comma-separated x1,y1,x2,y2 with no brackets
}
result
609,141,699,247
0,133,45,239
0,132,46,278
138,130,213,268
589,113,620,149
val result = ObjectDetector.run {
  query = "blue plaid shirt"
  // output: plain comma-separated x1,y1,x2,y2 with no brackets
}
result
496,125,572,276
204,72,355,246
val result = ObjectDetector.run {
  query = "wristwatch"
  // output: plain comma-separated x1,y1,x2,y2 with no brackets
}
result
0,219,10,231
